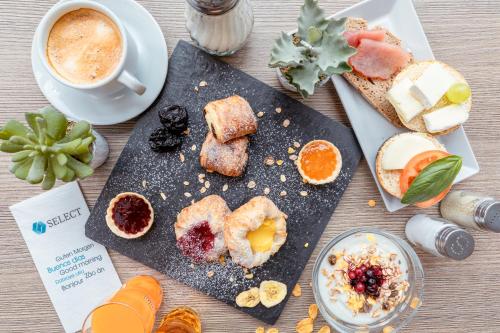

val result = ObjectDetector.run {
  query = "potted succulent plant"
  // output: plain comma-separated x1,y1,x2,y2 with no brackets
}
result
0,106,107,190
269,0,356,98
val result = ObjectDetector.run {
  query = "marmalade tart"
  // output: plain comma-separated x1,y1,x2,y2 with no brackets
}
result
297,140,342,185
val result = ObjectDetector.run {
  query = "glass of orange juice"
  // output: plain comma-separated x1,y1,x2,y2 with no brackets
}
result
82,275,163,333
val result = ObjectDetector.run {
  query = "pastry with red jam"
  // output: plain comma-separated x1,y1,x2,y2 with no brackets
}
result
106,192,154,239
175,195,231,262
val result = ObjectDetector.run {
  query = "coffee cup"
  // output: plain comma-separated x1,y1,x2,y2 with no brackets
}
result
36,0,146,95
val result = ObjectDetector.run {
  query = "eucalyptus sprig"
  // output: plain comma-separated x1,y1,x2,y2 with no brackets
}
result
0,106,95,190
401,155,462,205
269,0,356,97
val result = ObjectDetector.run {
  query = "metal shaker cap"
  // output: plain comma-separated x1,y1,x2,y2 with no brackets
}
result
436,226,475,260
476,200,500,232
186,0,239,15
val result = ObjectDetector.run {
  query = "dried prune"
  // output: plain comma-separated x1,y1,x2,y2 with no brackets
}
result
148,128,182,152
159,105,188,133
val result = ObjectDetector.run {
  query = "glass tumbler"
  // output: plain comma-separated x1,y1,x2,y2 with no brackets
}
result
82,275,163,333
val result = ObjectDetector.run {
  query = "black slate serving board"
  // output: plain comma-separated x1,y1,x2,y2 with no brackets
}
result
86,41,361,324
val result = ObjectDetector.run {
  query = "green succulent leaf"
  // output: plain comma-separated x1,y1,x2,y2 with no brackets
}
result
297,0,328,42
324,62,353,75
315,32,356,73
72,136,94,155
14,158,33,180
307,26,323,44
53,138,83,154
66,156,94,179
62,121,91,142
11,150,32,162
57,153,68,166
76,152,93,164
25,113,42,137
9,135,33,146
325,17,348,36
10,161,21,174
42,159,56,190
40,106,68,141
1,142,24,153
29,151,39,158
51,155,68,180
26,155,47,184
35,117,48,145
269,32,307,68
62,167,75,182
0,120,29,140
287,61,321,98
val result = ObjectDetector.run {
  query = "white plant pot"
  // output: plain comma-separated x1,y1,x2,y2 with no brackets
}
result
90,130,109,169
275,67,330,95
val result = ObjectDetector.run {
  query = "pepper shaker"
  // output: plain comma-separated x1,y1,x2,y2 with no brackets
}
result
184,0,254,56
405,214,475,260
440,190,500,232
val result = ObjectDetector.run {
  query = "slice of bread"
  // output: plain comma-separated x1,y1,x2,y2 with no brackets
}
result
392,60,472,136
342,17,414,127
375,132,446,198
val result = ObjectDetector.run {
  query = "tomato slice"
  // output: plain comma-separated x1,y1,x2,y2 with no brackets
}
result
400,150,450,208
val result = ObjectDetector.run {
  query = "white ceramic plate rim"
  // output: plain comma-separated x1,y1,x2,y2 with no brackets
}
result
31,0,168,125
330,0,480,212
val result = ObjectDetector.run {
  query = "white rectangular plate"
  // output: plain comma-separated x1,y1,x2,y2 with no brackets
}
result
330,0,479,212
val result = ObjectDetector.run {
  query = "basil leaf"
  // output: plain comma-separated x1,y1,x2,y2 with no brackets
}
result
401,155,462,205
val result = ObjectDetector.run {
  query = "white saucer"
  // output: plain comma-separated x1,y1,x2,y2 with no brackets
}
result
31,0,168,125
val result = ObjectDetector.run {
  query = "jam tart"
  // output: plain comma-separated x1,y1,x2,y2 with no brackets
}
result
106,192,154,239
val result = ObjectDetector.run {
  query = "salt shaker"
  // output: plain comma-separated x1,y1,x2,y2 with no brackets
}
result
405,214,475,260
440,190,500,232
184,0,254,56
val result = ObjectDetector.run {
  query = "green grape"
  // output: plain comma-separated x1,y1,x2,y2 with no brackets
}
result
446,83,471,104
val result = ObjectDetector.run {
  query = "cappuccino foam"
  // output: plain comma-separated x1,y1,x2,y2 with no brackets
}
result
47,8,123,85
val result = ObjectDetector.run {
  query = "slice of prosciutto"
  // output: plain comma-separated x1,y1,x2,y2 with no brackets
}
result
349,39,411,80
344,29,386,47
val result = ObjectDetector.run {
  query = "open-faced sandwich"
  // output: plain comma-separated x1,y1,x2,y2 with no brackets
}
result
343,18,472,135
342,17,412,127
388,61,471,135
376,132,462,208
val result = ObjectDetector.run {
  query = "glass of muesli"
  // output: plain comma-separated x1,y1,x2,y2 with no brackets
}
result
312,228,424,333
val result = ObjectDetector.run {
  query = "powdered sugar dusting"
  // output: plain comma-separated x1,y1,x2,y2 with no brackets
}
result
85,41,361,325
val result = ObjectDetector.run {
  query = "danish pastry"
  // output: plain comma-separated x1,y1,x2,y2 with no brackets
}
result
106,192,154,239
199,132,249,177
224,196,287,268
175,195,231,262
204,95,258,143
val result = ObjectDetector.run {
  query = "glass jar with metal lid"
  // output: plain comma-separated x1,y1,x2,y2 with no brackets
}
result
440,190,500,232
406,214,475,260
184,0,254,56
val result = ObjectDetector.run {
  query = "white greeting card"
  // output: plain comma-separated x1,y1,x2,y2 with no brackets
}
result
10,182,121,333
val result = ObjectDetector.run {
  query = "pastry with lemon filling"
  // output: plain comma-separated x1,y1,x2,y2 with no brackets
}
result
224,196,287,268
175,195,231,262
297,139,342,185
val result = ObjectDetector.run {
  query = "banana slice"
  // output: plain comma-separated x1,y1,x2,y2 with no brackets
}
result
236,287,260,308
259,280,287,308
